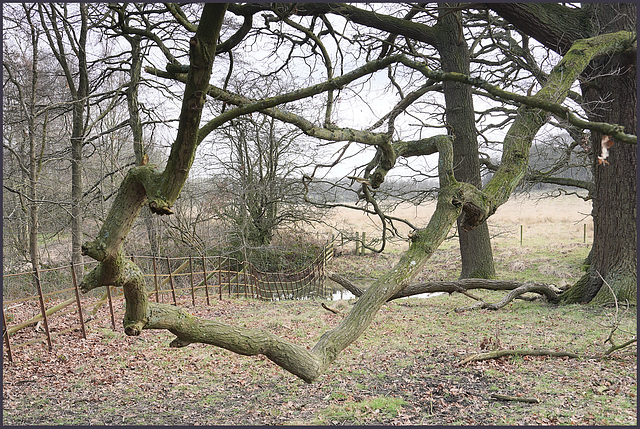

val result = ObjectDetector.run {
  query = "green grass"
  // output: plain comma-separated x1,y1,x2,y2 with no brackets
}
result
3,229,636,426
316,396,407,424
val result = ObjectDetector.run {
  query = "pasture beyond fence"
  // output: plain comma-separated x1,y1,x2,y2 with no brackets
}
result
2,243,335,362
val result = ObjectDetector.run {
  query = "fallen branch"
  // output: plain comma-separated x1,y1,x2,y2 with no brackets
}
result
328,273,364,297
321,302,341,314
490,393,540,404
6,297,76,336
328,273,559,305
604,336,637,355
455,283,559,311
459,349,579,365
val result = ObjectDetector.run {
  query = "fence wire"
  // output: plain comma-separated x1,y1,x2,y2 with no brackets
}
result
3,242,335,362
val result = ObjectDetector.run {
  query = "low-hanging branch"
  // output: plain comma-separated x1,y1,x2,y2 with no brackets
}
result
79,8,636,384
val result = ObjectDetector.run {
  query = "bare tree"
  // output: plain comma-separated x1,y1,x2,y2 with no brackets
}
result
75,4,634,384
3,4,74,271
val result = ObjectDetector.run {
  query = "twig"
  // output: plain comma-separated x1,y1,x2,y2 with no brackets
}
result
459,349,579,365
597,271,636,355
490,393,540,404
604,337,637,355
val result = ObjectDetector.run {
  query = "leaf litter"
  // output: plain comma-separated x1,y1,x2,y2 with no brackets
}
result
3,289,636,425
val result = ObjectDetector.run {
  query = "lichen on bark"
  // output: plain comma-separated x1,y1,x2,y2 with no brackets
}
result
78,8,636,384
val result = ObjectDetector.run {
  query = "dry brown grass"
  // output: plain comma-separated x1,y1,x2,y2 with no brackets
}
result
319,192,592,252
321,193,593,289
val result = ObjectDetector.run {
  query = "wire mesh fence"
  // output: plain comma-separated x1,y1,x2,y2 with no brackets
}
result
3,242,335,362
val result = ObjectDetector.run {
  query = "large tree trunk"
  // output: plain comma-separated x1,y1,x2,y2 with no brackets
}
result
437,4,495,279
488,3,637,305
568,4,637,305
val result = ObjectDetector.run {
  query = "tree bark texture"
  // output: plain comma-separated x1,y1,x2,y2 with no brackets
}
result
490,3,637,305
436,4,495,279
80,4,635,385
577,4,637,305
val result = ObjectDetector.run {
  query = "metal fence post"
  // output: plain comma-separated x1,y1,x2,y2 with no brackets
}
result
33,265,53,351
202,256,211,306
70,262,87,339
189,256,196,306
106,286,116,330
166,256,177,305
218,256,222,300
152,256,160,303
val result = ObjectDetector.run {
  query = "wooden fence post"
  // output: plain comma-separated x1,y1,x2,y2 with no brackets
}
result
189,257,196,306
202,256,211,306
218,256,222,300
166,256,177,305
251,266,260,300
242,262,248,298
70,262,87,339
248,263,256,299
2,307,13,362
152,256,160,303
228,257,232,298
33,265,52,351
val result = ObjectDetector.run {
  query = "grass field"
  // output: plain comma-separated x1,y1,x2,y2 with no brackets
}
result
3,193,636,425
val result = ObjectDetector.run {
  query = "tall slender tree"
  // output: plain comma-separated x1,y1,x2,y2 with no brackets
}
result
38,3,90,276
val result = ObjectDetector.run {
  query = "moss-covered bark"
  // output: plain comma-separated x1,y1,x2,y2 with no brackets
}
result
80,3,228,332
487,3,636,305
80,6,635,384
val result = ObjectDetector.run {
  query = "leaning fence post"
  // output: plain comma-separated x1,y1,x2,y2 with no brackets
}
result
2,306,13,362
202,256,211,306
105,286,116,331
242,261,248,298
152,256,160,303
227,257,232,298
70,262,87,339
218,256,222,300
33,265,53,351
